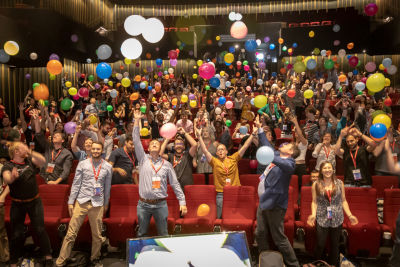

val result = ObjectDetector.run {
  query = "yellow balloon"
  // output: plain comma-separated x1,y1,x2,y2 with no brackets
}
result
224,53,234,64
39,99,45,107
4,41,19,56
124,58,132,65
366,73,386,93
254,95,268,108
190,100,197,108
108,81,113,86
304,89,314,99
192,74,198,79
68,87,77,96
152,97,156,102
379,64,385,70
65,81,72,88
231,78,236,84
220,71,225,76
140,128,149,136
89,115,98,125
121,77,131,87
385,78,391,87
373,114,391,129
197,60,203,67
181,95,188,103
309,31,315,38
216,36,221,41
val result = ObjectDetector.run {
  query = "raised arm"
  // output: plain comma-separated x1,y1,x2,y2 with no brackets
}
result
18,103,27,132
254,115,273,149
385,138,400,174
349,127,376,152
290,114,307,146
334,126,348,158
132,110,146,163
71,125,81,153
238,127,258,158
196,128,213,163
178,127,197,157
159,138,170,160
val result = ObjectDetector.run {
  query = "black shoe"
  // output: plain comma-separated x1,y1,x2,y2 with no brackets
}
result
91,258,103,267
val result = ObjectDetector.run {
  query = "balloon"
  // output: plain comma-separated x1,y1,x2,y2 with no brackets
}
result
347,42,354,50
89,115,98,125
197,204,210,217
110,89,118,98
142,17,165,43
168,50,178,59
244,65,250,71
338,49,346,58
338,75,347,83
245,39,257,52
170,59,177,67
387,65,397,75
124,15,145,36
370,123,387,140
309,31,315,38
171,98,178,106
160,123,178,139
64,122,77,134
304,89,314,99
384,98,392,107
254,95,267,108
25,73,31,80
384,78,391,87
257,79,263,85
129,92,139,101
225,101,233,109
46,60,63,75
258,61,266,69
355,82,365,91
225,81,231,87
32,82,40,89
333,24,341,32
33,84,49,100
269,43,275,50
382,58,392,68
73,94,80,100
64,81,71,88
138,106,146,114
324,59,334,70
198,63,215,80
256,146,275,165
61,98,73,111
96,62,112,79
365,62,376,72
124,58,132,65
226,120,232,127
209,77,220,88
189,100,197,108
106,105,113,112
78,87,89,98
215,107,222,115
224,53,234,64
306,59,317,70
366,73,386,93
364,3,378,16
373,114,391,129
4,41,19,56
119,77,130,87
139,82,145,89
348,56,359,67
168,67,174,74
361,77,367,83
321,50,327,57
0,49,10,63
68,87,77,96
218,97,226,105
97,44,112,60
239,126,248,135
181,95,188,103
108,81,113,87
140,128,149,137
29,52,38,61
249,159,258,169
294,61,306,73
230,21,248,39
287,89,296,98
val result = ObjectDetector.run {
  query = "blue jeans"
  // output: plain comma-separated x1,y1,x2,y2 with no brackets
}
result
216,192,223,219
137,200,168,237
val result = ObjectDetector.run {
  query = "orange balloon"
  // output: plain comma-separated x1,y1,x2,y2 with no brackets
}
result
171,98,178,106
146,53,151,59
332,55,337,62
120,65,124,70
197,204,210,217
212,58,217,63
164,74,169,79
134,75,141,82
47,60,63,75
326,50,332,56
347,42,354,50
229,65,233,69
206,39,212,45
236,72,240,77
338,74,347,82
130,92,139,101
334,63,340,69
278,38,284,44
280,67,287,74
33,84,49,100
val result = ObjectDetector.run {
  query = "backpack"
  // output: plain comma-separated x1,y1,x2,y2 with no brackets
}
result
65,251,90,267
259,251,284,267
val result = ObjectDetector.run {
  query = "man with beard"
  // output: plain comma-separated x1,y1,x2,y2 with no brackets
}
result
56,141,112,267
100,121,113,161
2,142,53,267
160,127,197,190
109,135,138,184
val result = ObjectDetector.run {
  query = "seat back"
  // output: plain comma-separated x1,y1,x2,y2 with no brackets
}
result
193,173,205,185
383,189,400,229
285,186,295,222
183,185,216,220
335,157,344,176
302,175,311,186
167,185,180,219
222,186,256,220
238,159,252,174
239,174,260,190
39,184,70,218
372,176,399,199
299,186,313,222
344,187,378,225
109,185,139,218
289,175,298,204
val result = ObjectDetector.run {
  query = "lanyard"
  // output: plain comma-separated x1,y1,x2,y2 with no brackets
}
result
90,159,103,181
173,154,183,168
149,158,164,175
349,147,359,169
392,141,396,152
124,147,135,168
222,160,229,176
52,149,63,162
323,145,331,159
10,160,25,165
326,189,332,204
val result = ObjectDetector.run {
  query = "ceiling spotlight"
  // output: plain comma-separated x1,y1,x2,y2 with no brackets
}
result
235,44,239,49
362,49,367,53
383,16,393,23
229,12,236,21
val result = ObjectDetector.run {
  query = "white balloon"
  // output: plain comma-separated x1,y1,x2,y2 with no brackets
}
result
215,107,222,115
387,65,397,75
347,72,353,78
168,67,174,74
332,24,341,32
235,13,242,21
124,15,145,36
142,18,164,43
116,73,123,80
321,50,327,57
30,52,38,60
338,49,346,57
86,58,91,64
228,12,236,21
120,38,142,59
104,79,109,83
97,44,112,60
256,39,262,46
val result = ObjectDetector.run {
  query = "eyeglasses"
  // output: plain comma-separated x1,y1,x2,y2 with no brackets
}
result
279,142,289,148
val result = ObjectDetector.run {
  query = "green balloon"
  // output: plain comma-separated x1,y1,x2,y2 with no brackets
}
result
205,85,210,90
140,106,147,114
106,105,113,112
293,61,306,73
357,60,362,67
226,120,232,127
32,83,40,89
313,48,320,55
60,98,72,111
243,60,248,66
44,100,49,106
357,90,363,95
372,110,385,119
324,59,334,70
88,75,94,82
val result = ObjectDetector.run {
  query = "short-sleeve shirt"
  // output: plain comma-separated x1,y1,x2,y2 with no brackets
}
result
343,146,371,186
167,152,193,190
1,158,39,200
210,152,241,192
73,149,88,162
109,147,137,185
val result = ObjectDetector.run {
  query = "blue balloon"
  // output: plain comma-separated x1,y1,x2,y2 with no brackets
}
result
347,55,352,60
140,82,146,89
353,69,358,75
250,98,255,105
225,81,231,87
164,71,168,75
229,46,235,53
225,62,231,66
370,123,387,139
0,49,10,63
271,72,277,77
155,58,163,66
245,39,258,52
209,77,221,88
248,75,253,80
307,59,317,70
256,146,275,165
269,43,275,50
148,86,153,91
292,43,298,48
218,96,226,105
239,126,248,135
382,58,392,68
134,83,139,89
96,62,112,79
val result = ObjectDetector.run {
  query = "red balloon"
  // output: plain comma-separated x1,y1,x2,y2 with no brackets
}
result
168,50,178,59
348,56,359,67
287,64,293,70
287,89,296,98
361,77,367,83
198,63,215,80
249,160,258,169
78,87,89,98
364,3,378,16
384,98,392,106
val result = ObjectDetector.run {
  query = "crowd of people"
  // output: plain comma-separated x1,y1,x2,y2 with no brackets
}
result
0,65,399,267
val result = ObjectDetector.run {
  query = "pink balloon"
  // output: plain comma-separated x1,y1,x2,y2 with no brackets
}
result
198,63,215,80
78,87,89,98
168,50,178,59
244,65,250,71
225,101,233,109
73,94,80,100
365,62,376,72
361,77,367,83
246,86,251,91
155,82,161,88
158,71,163,76
287,64,293,70
333,40,340,46
170,59,178,67
348,56,359,67
236,61,242,66
230,21,248,39
364,3,378,16
159,123,177,139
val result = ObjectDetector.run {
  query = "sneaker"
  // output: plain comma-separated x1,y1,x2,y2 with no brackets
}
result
91,258,103,267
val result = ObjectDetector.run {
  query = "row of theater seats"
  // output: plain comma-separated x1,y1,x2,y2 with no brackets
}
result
6,174,400,257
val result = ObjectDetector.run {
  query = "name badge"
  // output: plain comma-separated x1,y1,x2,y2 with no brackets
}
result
226,178,231,186
393,153,398,162
201,154,206,162
352,169,362,181
271,115,276,121
46,163,55,174
152,176,161,191
282,124,287,131
144,121,149,127
119,120,124,126
327,206,332,220
29,142,35,150
94,182,102,196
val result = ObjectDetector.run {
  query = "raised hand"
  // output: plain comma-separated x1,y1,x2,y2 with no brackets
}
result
134,109,144,120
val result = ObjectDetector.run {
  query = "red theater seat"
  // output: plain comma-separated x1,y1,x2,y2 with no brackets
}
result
238,159,253,174
382,189,400,238
239,174,260,190
344,187,381,257
289,175,299,213
35,174,46,186
193,173,205,185
216,186,257,244
372,176,399,199
103,185,139,247
295,186,316,254
175,185,217,234
335,157,344,176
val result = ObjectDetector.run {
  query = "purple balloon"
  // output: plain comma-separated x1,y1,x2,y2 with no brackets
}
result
94,83,101,89
264,36,270,43
64,122,77,134
189,94,196,100
71,34,78,42
170,59,178,67
188,50,194,56
25,73,31,80
49,53,60,61
333,40,340,46
258,61,266,70
158,71,163,76
364,3,378,16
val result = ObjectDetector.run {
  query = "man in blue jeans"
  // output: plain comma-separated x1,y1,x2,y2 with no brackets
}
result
132,110,187,237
